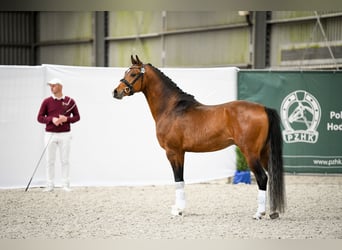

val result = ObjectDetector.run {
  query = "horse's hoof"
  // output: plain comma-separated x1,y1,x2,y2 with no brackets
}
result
253,212,265,220
171,205,183,216
269,212,279,219
253,215,262,220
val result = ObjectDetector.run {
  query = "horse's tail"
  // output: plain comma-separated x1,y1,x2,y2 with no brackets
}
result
265,107,286,213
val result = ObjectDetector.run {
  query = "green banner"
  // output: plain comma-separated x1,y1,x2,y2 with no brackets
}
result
238,70,342,174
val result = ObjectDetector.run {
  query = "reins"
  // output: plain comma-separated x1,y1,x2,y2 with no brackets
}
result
120,65,145,96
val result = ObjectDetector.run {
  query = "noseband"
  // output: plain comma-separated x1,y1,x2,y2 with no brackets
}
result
120,66,145,96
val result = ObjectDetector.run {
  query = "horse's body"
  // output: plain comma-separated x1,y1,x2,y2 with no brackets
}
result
113,55,285,219
157,101,267,152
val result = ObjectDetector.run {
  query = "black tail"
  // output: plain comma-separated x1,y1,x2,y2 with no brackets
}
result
265,107,286,213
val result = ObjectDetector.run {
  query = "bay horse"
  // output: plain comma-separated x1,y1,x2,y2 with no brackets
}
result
113,55,285,219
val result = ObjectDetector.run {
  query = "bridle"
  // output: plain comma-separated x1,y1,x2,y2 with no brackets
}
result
120,65,145,96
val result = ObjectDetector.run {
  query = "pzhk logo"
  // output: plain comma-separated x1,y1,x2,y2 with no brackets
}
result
281,90,321,143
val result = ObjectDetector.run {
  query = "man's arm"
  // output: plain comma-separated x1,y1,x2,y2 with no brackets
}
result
37,99,53,124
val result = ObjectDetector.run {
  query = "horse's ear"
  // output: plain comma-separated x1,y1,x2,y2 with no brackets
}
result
135,55,142,65
131,55,137,65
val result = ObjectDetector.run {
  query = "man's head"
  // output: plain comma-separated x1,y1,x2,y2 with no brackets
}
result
47,78,63,97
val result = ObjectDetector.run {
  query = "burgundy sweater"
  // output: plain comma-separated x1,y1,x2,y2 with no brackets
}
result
37,96,80,132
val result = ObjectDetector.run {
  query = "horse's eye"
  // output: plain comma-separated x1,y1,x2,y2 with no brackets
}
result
130,73,137,77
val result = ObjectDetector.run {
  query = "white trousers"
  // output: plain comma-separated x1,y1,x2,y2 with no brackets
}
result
45,132,72,187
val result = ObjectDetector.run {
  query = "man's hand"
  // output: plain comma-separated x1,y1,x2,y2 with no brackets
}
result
58,115,68,123
52,117,60,126
52,115,68,126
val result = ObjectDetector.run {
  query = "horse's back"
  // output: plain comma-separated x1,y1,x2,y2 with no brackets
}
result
226,99,265,111
224,100,267,123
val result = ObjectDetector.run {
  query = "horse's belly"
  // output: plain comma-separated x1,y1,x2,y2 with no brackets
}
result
184,134,235,152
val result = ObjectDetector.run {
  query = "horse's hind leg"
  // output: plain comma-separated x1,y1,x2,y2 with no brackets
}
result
244,153,268,220
252,160,268,220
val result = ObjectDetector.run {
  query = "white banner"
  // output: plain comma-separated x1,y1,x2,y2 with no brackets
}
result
0,64,238,188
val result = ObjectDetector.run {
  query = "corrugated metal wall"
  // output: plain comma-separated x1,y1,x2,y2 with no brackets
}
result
163,12,250,67
0,12,36,65
1,11,342,69
107,11,163,66
107,11,250,67
269,11,342,69
38,12,94,66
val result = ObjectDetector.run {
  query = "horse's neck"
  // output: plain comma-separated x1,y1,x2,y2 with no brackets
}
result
142,76,176,122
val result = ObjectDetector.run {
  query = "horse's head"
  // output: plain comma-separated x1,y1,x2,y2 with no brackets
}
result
113,55,145,99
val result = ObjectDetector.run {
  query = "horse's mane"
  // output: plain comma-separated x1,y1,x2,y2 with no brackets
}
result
148,64,200,112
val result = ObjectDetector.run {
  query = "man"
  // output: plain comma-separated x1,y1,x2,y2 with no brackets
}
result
37,78,80,192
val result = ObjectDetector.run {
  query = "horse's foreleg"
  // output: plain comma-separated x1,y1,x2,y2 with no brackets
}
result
166,150,185,216
172,181,185,216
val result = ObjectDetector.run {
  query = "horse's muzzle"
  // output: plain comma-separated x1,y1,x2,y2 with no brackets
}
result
113,89,123,99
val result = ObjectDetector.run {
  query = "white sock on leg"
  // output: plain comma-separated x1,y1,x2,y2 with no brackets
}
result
171,181,185,216
253,190,266,219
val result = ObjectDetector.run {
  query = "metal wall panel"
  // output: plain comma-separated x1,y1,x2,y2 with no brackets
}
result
37,12,93,66
269,22,315,67
166,11,245,30
108,38,162,66
39,12,93,41
325,17,342,42
2,11,342,69
107,11,163,66
0,12,35,65
108,11,162,38
271,11,341,20
107,11,251,67
165,28,249,67
39,44,93,66
164,12,249,67
269,11,342,69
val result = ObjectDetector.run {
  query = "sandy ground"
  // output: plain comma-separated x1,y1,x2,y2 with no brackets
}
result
0,175,341,239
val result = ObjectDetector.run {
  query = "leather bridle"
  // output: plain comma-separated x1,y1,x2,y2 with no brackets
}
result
120,65,145,96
